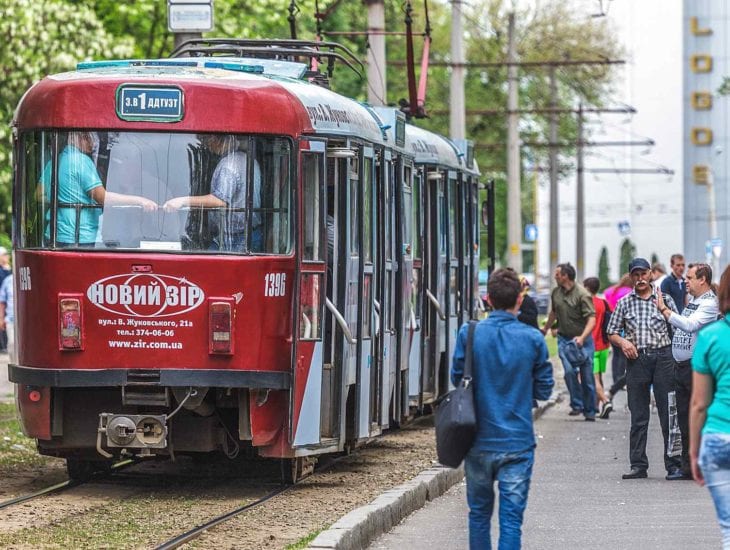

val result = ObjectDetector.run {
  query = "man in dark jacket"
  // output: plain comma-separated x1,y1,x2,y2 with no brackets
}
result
452,268,554,550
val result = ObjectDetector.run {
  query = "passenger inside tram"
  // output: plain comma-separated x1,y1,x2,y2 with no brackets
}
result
40,131,158,247
163,134,262,252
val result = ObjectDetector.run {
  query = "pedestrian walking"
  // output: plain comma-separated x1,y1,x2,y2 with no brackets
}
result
0,271,14,363
607,257,682,480
661,253,687,314
652,262,668,290
658,262,718,480
541,263,597,420
517,275,539,329
604,273,632,398
0,247,10,353
452,268,554,550
583,277,613,418
690,263,730,548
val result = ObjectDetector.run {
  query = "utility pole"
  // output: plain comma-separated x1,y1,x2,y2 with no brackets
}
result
449,0,465,140
576,103,585,280
506,12,521,272
548,67,559,274
365,0,387,106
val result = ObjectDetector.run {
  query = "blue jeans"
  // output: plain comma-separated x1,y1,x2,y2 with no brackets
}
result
557,335,597,417
699,433,730,549
465,448,535,550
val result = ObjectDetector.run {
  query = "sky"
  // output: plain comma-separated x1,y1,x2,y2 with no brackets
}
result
534,0,683,283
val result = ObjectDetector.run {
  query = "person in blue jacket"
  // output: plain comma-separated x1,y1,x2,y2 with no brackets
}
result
452,267,554,550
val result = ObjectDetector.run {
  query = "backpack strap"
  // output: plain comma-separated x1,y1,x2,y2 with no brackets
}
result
464,320,477,381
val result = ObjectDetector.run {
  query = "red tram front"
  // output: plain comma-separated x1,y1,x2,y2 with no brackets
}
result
10,41,482,480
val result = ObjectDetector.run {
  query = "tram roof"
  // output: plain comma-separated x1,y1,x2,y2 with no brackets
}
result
13,58,384,145
404,124,464,170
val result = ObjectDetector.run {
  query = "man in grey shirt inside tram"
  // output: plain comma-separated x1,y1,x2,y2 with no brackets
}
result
657,262,719,480
607,257,682,480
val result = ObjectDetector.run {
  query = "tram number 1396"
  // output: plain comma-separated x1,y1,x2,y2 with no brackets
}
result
264,273,287,297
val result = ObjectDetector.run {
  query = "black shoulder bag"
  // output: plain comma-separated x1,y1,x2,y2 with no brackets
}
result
435,320,477,468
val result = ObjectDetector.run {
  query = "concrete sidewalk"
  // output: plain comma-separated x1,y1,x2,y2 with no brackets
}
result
369,390,721,549
308,392,561,550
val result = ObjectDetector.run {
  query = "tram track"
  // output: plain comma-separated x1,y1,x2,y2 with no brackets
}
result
0,458,136,511
153,454,348,550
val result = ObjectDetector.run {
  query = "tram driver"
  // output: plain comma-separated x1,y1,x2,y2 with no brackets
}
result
163,134,262,252
41,131,158,247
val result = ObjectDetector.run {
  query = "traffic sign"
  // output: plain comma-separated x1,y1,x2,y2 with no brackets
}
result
168,1,213,32
524,224,538,242
711,237,723,258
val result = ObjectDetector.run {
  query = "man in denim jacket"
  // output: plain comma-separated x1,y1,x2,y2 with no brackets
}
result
452,268,554,550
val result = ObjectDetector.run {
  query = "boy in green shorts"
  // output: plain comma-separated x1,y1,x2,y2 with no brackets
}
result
583,277,613,418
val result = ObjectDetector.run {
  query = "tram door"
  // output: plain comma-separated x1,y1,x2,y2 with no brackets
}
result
362,147,379,437
326,145,365,443
407,167,424,406
422,168,448,402
375,150,398,428
447,172,460,372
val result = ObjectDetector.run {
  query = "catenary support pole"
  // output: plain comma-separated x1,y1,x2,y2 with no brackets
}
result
449,0,465,140
365,0,387,106
576,103,585,280
548,66,559,278
506,12,521,272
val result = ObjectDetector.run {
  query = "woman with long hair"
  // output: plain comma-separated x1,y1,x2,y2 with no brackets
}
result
691,264,730,548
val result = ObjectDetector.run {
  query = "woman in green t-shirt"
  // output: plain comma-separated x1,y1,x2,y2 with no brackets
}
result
691,264,730,548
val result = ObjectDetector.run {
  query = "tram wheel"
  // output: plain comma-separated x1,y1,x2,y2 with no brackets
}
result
66,458,112,481
281,457,316,485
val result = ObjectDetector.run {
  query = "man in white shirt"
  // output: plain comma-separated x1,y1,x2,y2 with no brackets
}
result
657,262,719,480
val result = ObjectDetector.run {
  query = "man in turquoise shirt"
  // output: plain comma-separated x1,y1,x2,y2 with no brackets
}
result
42,132,157,246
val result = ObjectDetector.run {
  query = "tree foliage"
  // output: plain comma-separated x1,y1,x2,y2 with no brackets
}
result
619,238,636,275
598,246,611,290
0,0,132,236
0,0,622,259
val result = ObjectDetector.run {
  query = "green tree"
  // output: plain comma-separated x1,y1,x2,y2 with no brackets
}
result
598,246,611,290
619,238,636,275
0,0,133,238
651,252,659,265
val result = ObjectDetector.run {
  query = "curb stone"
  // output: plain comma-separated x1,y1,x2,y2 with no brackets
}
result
307,390,565,550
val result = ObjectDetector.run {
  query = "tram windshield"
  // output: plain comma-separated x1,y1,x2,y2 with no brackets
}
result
18,131,292,254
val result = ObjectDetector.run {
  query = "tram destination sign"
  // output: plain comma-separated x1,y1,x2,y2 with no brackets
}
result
116,85,184,122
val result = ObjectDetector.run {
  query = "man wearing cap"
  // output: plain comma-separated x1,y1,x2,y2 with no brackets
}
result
607,257,682,480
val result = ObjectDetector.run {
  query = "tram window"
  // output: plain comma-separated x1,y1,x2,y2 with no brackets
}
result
403,189,413,257
18,131,292,255
412,173,422,260
302,152,324,262
449,179,457,260
438,179,447,255
349,156,359,256
363,157,373,263
19,132,52,248
362,274,372,338
449,267,458,315
299,273,323,340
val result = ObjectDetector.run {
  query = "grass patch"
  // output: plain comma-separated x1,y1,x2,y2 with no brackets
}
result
0,494,198,549
0,402,52,471
286,529,322,550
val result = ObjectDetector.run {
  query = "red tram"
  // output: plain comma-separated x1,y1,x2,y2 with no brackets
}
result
10,40,486,480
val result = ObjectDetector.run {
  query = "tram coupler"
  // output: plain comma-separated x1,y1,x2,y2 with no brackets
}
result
97,413,168,457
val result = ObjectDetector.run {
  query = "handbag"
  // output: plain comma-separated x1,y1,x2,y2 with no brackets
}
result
435,320,477,468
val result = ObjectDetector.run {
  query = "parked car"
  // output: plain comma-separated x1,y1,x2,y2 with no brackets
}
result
531,290,550,315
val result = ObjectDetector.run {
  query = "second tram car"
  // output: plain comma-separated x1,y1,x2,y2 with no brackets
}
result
10,40,487,480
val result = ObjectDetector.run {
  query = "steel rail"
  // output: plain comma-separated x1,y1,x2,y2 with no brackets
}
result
0,458,136,511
